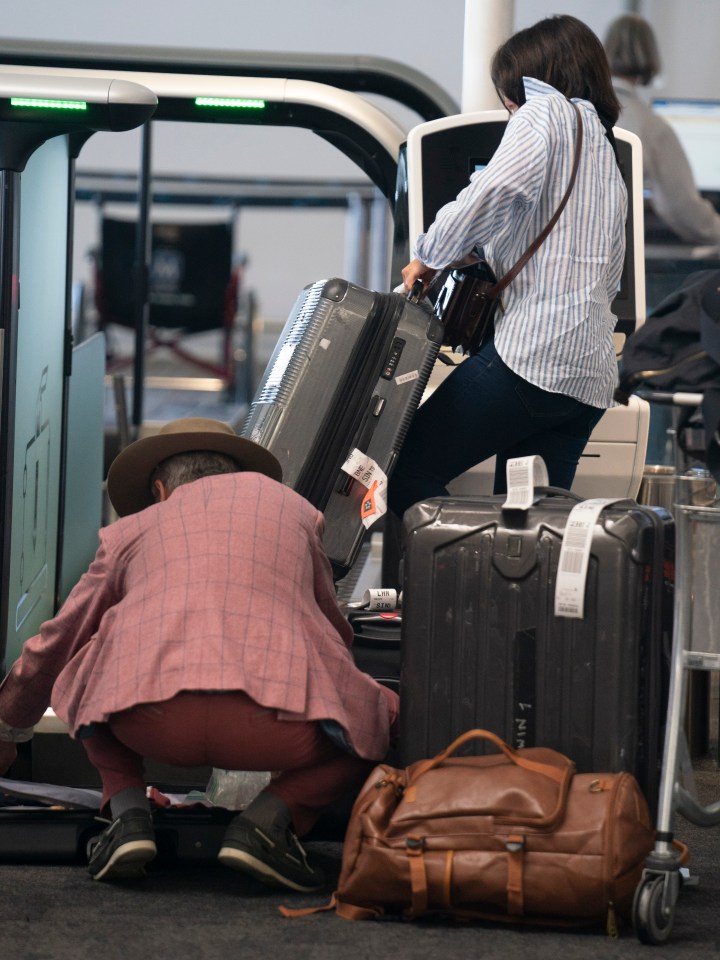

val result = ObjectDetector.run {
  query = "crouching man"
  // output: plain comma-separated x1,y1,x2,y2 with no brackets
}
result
0,418,398,890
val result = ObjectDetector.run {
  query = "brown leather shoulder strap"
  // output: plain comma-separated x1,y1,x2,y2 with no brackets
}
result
494,100,583,293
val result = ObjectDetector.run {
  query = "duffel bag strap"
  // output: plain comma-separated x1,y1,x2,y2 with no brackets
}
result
406,835,429,917
278,894,338,918
279,893,385,921
335,899,385,921
505,835,526,916
405,838,460,917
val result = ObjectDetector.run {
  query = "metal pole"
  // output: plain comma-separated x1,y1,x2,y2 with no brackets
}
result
344,191,367,285
132,121,152,430
462,0,515,113
369,189,391,293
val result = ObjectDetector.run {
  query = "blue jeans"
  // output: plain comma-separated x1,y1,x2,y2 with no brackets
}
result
388,340,605,516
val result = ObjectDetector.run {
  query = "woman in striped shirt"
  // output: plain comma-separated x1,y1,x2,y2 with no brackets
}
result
389,15,627,516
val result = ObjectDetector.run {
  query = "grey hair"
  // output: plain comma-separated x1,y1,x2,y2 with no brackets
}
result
150,450,239,499
604,14,660,86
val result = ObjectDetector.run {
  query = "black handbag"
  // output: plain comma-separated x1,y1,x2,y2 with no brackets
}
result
434,101,584,355
433,258,502,356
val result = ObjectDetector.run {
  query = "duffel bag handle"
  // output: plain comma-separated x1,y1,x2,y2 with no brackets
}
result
407,728,569,788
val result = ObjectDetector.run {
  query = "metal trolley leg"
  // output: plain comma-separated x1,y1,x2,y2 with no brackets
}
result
634,504,720,945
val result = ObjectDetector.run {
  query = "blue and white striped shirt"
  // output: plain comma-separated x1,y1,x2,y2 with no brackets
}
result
415,78,627,408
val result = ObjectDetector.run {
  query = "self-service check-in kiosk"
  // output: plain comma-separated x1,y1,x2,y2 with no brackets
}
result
393,110,649,500
0,74,157,674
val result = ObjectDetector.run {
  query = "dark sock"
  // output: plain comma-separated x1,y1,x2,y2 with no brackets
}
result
109,787,151,820
242,790,292,840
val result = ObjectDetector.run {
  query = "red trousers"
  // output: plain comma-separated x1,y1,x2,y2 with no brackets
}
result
81,690,396,836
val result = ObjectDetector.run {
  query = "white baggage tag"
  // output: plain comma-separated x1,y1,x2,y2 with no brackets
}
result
502,455,549,510
554,498,621,619
345,587,402,611
361,588,398,611
341,448,388,528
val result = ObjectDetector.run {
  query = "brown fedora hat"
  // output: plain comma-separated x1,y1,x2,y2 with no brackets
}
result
106,417,283,517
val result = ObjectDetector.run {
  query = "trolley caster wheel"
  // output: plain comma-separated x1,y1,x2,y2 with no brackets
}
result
633,875,675,945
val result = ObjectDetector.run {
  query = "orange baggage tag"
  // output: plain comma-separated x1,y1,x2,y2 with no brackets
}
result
361,480,378,522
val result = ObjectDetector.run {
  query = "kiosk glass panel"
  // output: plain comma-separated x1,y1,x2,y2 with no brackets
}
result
4,136,69,667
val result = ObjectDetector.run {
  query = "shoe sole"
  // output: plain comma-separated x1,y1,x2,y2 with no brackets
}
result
90,840,157,881
217,845,323,893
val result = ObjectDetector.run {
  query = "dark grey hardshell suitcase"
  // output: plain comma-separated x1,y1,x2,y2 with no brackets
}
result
399,491,673,811
241,278,443,578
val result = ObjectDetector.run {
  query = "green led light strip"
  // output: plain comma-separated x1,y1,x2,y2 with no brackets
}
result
195,97,266,109
10,97,87,111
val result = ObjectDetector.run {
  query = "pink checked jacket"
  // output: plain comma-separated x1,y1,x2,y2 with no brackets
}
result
0,473,396,761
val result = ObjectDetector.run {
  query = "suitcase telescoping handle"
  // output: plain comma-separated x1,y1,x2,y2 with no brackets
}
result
407,279,424,303
407,278,456,366
531,487,637,510
532,485,584,503
407,728,569,787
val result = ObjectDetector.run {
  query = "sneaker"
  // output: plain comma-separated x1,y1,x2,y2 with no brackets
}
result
86,808,157,881
218,815,324,893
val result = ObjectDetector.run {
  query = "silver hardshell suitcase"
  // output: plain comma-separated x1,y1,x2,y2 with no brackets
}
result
241,277,443,578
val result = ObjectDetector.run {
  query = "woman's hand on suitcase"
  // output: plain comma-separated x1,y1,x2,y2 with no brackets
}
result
402,259,436,296
0,741,17,775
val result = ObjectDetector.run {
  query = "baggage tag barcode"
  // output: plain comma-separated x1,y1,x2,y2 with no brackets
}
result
554,498,621,619
341,448,389,529
503,455,548,511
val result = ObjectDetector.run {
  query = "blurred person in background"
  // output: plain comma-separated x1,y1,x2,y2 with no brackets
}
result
605,13,720,246
605,14,720,464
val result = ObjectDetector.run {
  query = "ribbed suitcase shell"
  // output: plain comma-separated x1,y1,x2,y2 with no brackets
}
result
399,493,673,810
241,278,442,578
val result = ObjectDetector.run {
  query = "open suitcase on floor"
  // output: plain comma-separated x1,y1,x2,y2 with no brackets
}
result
0,804,235,865
399,489,674,814
241,278,443,579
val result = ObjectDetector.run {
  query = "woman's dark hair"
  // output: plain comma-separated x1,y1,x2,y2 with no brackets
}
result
604,14,660,86
491,14,621,125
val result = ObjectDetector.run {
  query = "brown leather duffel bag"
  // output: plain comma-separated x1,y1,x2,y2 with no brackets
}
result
299,729,656,933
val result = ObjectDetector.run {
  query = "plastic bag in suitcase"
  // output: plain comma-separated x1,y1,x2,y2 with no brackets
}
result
399,490,674,812
241,278,443,579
